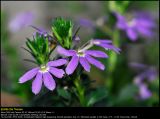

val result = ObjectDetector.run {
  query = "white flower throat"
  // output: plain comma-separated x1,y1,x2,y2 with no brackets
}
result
39,65,49,73
77,50,85,57
128,19,136,27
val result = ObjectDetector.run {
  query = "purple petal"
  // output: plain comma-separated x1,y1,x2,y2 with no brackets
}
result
85,55,105,70
66,55,79,75
9,12,35,32
136,19,155,28
134,74,145,86
79,57,91,72
32,26,48,37
48,59,67,67
127,28,138,41
117,21,128,30
136,25,153,37
57,46,76,56
147,69,157,81
96,43,121,54
139,84,152,100
129,62,147,69
32,72,42,95
19,68,39,83
92,39,112,44
114,12,128,29
74,36,80,41
43,72,56,91
79,18,95,28
85,50,108,58
49,67,65,78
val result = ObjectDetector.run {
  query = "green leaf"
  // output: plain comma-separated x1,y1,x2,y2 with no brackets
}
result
26,39,37,56
108,1,130,14
57,87,71,100
116,84,138,103
51,17,73,49
87,87,108,107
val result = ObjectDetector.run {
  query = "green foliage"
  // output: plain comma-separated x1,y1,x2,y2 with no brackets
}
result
57,87,71,100
26,33,51,65
108,1,130,14
86,87,108,107
52,17,73,49
1,11,31,102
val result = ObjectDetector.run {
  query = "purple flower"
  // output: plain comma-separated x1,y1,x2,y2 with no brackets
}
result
57,46,108,75
19,59,67,95
115,12,155,41
91,39,121,54
9,12,35,32
129,62,158,100
139,84,152,100
31,26,49,37
129,63,158,85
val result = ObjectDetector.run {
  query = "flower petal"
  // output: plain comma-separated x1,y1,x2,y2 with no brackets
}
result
19,68,39,83
139,84,152,100
9,12,34,32
96,43,121,54
57,46,76,56
43,72,56,91
49,67,65,78
32,72,43,95
79,57,90,72
127,28,138,41
136,25,153,37
48,59,67,67
79,18,95,28
136,18,155,28
85,50,108,58
85,55,105,70
114,12,128,29
66,55,79,75
92,39,112,44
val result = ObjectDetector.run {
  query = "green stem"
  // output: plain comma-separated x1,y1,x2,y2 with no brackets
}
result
74,76,87,107
106,29,120,91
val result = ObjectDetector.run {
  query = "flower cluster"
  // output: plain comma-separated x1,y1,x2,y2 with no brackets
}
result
130,62,158,100
19,17,121,95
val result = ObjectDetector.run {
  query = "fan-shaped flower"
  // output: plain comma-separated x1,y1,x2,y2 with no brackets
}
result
129,62,158,100
115,12,155,41
19,59,67,95
57,38,121,75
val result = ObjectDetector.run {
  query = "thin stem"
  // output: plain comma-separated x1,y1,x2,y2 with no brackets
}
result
106,29,120,92
74,76,87,107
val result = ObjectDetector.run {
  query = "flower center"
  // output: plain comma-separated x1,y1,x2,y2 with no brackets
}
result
77,50,85,57
128,19,136,27
39,65,49,73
